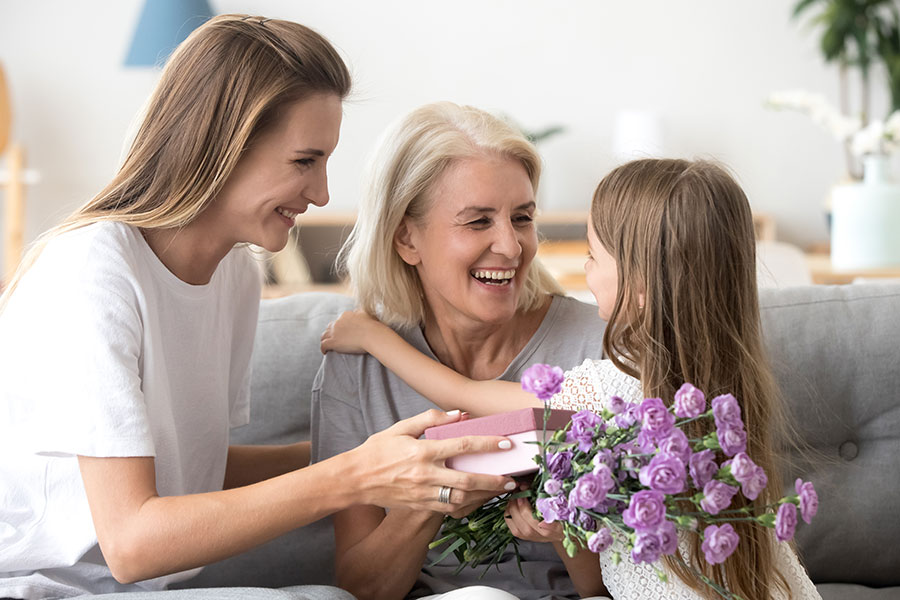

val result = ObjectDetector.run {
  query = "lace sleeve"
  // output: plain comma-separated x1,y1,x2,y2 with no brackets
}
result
550,358,644,412
776,540,823,600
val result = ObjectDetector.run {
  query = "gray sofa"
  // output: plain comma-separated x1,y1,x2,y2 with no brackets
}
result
180,285,900,599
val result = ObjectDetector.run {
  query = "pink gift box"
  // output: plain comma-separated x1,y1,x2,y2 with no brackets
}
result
424,408,575,476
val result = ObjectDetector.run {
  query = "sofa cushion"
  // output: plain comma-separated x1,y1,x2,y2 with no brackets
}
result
760,284,900,589
818,583,900,600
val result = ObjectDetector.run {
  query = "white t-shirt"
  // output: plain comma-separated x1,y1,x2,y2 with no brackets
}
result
0,221,261,599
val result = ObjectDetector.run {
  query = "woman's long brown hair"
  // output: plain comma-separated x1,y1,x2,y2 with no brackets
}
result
592,159,792,599
1,14,350,312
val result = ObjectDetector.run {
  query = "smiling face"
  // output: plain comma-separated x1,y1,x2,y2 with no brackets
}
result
585,219,619,320
395,155,538,327
208,93,343,252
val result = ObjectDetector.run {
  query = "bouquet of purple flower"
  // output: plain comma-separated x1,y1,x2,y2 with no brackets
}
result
430,364,819,600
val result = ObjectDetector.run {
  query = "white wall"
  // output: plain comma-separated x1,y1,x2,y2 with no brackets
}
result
1,0,895,260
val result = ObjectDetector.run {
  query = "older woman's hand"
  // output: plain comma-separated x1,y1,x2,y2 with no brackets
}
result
347,409,516,514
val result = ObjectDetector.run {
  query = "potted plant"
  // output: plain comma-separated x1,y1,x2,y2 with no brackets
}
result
768,0,900,269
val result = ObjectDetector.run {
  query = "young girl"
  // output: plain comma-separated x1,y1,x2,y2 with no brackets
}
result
321,158,821,600
0,16,515,600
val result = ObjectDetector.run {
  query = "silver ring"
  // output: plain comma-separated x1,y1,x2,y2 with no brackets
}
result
438,485,453,504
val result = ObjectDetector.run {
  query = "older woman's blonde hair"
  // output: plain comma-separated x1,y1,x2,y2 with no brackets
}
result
340,102,563,327
1,14,350,312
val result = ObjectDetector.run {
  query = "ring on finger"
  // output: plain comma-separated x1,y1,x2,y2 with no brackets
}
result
438,485,453,504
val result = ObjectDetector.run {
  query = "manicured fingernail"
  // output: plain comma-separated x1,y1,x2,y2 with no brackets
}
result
498,440,512,450
446,410,460,417
504,481,517,491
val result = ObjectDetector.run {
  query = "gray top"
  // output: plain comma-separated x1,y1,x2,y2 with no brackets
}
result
311,295,606,600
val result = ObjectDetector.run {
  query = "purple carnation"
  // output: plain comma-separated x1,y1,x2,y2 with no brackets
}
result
673,383,706,418
614,402,639,429
535,493,571,524
657,428,691,465
700,480,739,515
592,448,615,472
638,397,676,439
521,363,565,401
543,478,562,496
637,429,657,454
795,479,819,524
657,519,679,555
631,529,663,564
728,452,757,483
567,410,605,452
776,502,798,542
547,450,573,481
588,528,613,553
638,453,686,495
623,489,666,532
711,394,743,429
689,450,718,489
741,465,768,501
574,510,597,532
571,467,614,510
616,441,645,479
607,395,626,415
701,523,740,564
717,425,747,457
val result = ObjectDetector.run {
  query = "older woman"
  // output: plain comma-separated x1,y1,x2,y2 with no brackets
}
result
311,103,606,600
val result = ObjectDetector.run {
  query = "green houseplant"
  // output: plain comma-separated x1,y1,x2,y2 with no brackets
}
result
786,0,900,178
780,0,900,269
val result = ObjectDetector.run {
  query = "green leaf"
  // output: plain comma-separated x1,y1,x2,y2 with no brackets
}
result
429,537,467,566
757,513,777,528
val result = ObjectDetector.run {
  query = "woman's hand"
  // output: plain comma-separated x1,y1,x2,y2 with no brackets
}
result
320,309,384,355
504,494,563,543
346,409,516,514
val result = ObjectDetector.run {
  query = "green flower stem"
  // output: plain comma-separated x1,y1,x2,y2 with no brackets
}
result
675,409,714,427
700,516,762,524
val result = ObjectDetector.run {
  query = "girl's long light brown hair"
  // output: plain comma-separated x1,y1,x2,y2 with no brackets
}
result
592,159,792,599
0,14,350,313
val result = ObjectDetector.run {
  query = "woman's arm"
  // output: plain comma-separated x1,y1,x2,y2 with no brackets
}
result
505,496,608,598
321,310,540,417
333,487,503,600
224,442,310,488
333,505,443,600
79,409,516,584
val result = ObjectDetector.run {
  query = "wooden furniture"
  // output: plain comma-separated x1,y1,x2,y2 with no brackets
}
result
1,60,39,287
805,252,900,285
2,144,26,284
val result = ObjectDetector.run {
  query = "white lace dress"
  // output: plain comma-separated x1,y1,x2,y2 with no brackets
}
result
550,358,822,600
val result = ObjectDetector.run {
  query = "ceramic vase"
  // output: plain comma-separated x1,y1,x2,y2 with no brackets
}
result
830,154,900,270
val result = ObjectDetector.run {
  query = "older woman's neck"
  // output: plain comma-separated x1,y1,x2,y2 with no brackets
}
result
422,299,551,381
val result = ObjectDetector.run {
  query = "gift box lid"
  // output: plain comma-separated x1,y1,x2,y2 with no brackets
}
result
424,407,576,439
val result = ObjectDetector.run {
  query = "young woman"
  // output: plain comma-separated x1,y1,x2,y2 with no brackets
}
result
321,158,822,600
0,16,515,600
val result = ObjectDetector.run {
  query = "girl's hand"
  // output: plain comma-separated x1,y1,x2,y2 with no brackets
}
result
320,309,383,355
504,495,563,543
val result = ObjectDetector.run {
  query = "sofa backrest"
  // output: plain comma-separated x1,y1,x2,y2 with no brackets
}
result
235,291,356,446
191,285,900,590
759,283,900,587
